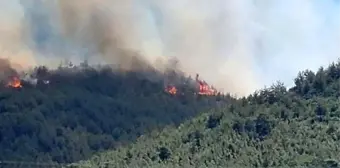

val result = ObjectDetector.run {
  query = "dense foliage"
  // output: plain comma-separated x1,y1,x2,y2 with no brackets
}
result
0,63,225,164
74,59,340,168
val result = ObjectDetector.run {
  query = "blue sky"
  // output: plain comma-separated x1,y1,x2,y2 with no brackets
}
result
0,1,22,20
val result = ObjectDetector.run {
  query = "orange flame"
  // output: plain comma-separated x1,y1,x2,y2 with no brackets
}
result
164,74,218,96
7,76,22,88
196,75,217,96
165,86,177,95
198,83,217,95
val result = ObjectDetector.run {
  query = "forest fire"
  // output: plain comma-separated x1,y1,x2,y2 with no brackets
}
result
7,76,22,88
164,74,218,96
198,84,217,95
165,85,177,95
196,74,217,96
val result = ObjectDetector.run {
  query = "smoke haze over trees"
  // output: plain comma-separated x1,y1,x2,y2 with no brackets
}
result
1,0,339,95
0,0,340,167
0,61,227,164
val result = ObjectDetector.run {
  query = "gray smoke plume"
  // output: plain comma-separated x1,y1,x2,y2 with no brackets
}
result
0,0,339,96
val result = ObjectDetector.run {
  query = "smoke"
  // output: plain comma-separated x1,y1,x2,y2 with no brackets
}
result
0,1,37,71
0,0,339,96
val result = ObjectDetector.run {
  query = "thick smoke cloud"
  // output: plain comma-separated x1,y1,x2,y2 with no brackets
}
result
0,0,339,96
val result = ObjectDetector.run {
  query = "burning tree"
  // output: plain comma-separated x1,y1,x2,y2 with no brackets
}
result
164,85,177,95
164,72,218,96
195,74,218,96
6,76,22,88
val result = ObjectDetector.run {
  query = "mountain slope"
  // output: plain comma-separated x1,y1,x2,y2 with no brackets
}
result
0,63,225,164
74,60,340,168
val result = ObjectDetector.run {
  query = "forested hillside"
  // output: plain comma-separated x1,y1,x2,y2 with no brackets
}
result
74,60,340,168
0,60,226,164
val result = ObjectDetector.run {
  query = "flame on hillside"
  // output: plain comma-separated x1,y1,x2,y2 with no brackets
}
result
164,73,218,96
165,85,177,95
196,74,218,96
7,76,22,88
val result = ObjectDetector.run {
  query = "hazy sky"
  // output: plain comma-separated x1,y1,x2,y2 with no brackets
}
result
0,0,339,95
